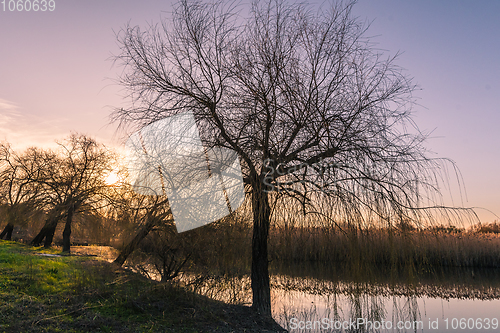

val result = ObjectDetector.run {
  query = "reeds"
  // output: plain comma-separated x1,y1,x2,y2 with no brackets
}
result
145,214,500,283
268,223,500,271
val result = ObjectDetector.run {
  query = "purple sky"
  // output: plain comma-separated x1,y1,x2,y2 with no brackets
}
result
0,0,499,222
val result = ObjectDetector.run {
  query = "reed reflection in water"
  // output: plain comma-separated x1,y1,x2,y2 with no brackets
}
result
176,267,500,333
273,282,500,333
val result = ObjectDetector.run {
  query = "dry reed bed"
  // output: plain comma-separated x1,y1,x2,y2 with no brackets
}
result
268,225,500,269
130,219,500,280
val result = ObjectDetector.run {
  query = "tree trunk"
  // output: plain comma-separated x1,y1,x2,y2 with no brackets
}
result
1,208,17,241
113,213,159,266
250,184,272,316
43,226,57,248
31,215,59,247
62,204,75,252
0,223,14,240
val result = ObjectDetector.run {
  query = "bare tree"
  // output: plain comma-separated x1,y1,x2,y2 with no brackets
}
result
0,144,45,240
31,134,114,252
112,0,474,316
111,190,174,266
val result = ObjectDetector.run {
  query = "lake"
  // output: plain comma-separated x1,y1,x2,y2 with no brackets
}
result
182,263,500,333
272,276,500,332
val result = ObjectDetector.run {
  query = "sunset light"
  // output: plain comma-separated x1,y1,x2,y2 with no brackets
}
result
104,170,120,186
1,1,500,331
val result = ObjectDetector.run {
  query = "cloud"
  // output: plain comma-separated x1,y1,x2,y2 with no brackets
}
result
0,99,21,126
0,99,18,111
0,98,68,149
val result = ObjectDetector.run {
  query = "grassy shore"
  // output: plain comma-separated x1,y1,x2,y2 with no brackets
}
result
0,241,285,333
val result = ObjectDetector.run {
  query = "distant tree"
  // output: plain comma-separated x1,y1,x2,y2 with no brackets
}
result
0,143,45,240
31,134,114,252
113,0,474,315
111,186,174,266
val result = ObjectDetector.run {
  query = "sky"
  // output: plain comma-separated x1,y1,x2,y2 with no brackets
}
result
0,0,499,222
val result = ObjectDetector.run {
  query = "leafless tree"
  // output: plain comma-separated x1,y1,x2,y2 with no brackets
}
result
31,134,114,252
111,189,174,266
0,143,45,240
112,0,475,316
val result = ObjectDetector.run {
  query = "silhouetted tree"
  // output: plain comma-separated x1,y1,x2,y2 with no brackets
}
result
111,186,174,266
31,134,113,251
0,144,45,240
113,0,474,315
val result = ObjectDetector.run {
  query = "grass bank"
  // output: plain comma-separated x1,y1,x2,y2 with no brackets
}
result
0,241,285,333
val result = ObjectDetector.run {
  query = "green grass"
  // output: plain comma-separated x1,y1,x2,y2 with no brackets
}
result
0,241,284,333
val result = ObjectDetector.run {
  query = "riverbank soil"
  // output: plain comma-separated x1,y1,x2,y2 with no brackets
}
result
0,241,286,332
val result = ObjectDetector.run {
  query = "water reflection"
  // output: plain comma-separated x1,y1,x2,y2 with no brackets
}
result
177,264,500,333
274,285,500,333
271,265,500,333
